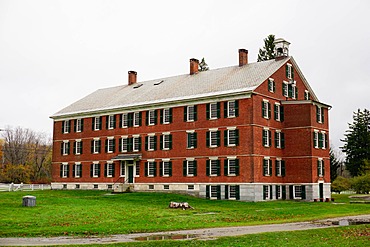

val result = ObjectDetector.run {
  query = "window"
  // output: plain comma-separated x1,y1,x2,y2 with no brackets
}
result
276,185,281,199
186,131,197,149
133,135,141,152
107,184,113,190
147,110,157,126
91,163,100,178
75,184,80,189
274,104,284,122
121,113,128,128
316,105,324,123
294,185,302,199
61,141,70,155
161,160,172,177
317,159,325,177
225,100,238,118
183,159,197,176
107,115,116,129
225,128,239,146
106,138,115,153
163,185,169,190
313,131,327,149
225,185,239,200
304,90,310,100
207,129,220,148
262,129,271,147
62,120,71,134
262,100,271,119
74,140,82,155
206,185,221,200
188,185,194,190
286,64,294,80
133,112,141,127
207,159,220,176
146,135,157,151
224,158,239,176
60,163,69,178
135,162,140,176
105,163,114,177
263,158,272,176
74,163,82,178
268,78,275,92
120,137,128,152
146,161,156,177
184,105,197,122
91,139,101,154
93,184,98,189
263,185,270,200
288,83,297,99
313,131,319,148
93,117,102,130
274,131,285,149
207,102,220,119
120,161,125,177
74,119,83,132
161,108,172,124
148,185,154,190
282,82,289,97
161,133,172,150
275,159,286,177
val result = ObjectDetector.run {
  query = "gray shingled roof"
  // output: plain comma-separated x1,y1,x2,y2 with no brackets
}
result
51,56,309,118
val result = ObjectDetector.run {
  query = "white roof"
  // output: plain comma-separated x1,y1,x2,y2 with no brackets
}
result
51,56,316,118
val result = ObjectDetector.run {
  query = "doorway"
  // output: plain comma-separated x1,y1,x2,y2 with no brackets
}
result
319,183,324,199
128,165,134,183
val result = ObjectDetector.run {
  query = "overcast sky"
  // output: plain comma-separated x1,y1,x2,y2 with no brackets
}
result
0,0,369,151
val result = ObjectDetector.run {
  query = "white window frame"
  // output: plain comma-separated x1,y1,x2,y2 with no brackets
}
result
268,78,275,92
120,162,125,177
147,134,155,151
147,160,155,177
93,139,100,154
106,162,114,177
263,185,270,200
75,162,81,178
162,133,170,150
228,185,238,199
276,159,282,176
227,128,237,147
287,64,293,79
262,100,269,119
209,102,218,119
121,136,128,153
187,105,195,122
162,160,170,177
62,141,69,156
276,185,282,199
186,130,196,149
276,130,282,148
321,131,326,149
304,90,310,100
210,159,219,176
75,119,82,132
263,157,271,176
121,113,128,128
227,100,236,118
163,108,170,124
75,140,82,155
317,106,323,123
263,128,270,147
63,120,70,133
227,158,237,176
107,138,114,153
314,130,319,149
133,135,140,152
294,185,302,199
210,185,219,199
318,158,324,177
62,163,68,178
108,115,115,129
133,112,140,127
275,103,281,121
283,81,289,97
209,129,218,148
94,117,101,131
148,110,156,126
185,159,195,177
92,163,99,178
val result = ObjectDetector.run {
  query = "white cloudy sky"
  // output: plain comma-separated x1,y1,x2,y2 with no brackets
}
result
0,0,369,150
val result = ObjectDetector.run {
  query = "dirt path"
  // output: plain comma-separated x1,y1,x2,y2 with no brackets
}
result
1,214,370,246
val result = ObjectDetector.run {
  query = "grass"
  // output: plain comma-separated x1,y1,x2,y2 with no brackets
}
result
68,225,370,247
0,190,369,237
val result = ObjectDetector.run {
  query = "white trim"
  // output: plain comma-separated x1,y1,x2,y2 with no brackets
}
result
227,156,237,159
93,137,100,141
209,128,218,131
186,130,195,133
107,136,114,140
227,126,236,130
186,158,195,161
162,158,170,162
93,161,99,164
209,156,218,160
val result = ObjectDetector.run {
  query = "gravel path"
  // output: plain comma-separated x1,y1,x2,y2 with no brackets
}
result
1,214,370,246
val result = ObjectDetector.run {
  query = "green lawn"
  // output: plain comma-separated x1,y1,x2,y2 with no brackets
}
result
0,190,369,237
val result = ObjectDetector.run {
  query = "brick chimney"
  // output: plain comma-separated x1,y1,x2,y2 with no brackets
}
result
190,58,199,75
128,71,137,85
239,49,248,66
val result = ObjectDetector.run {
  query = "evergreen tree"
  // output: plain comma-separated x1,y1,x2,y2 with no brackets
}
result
199,58,209,71
341,109,370,177
257,34,276,62
330,147,341,182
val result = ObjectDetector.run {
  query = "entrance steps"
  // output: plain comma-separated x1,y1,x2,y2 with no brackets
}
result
113,184,135,193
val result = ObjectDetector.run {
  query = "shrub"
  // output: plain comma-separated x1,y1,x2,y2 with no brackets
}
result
351,174,370,194
331,176,351,193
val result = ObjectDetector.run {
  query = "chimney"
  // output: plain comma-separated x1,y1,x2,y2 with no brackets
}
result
128,71,137,85
239,49,248,66
189,58,199,75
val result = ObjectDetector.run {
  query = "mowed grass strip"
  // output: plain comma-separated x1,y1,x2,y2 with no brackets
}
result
0,190,369,237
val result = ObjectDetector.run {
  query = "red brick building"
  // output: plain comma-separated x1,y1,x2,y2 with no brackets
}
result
51,39,330,201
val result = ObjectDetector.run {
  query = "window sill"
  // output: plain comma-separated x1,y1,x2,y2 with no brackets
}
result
227,144,236,147
227,174,236,177
187,147,195,150
227,116,236,119
187,175,194,177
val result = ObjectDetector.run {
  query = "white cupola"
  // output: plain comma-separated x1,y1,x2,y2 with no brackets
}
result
274,38,290,58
